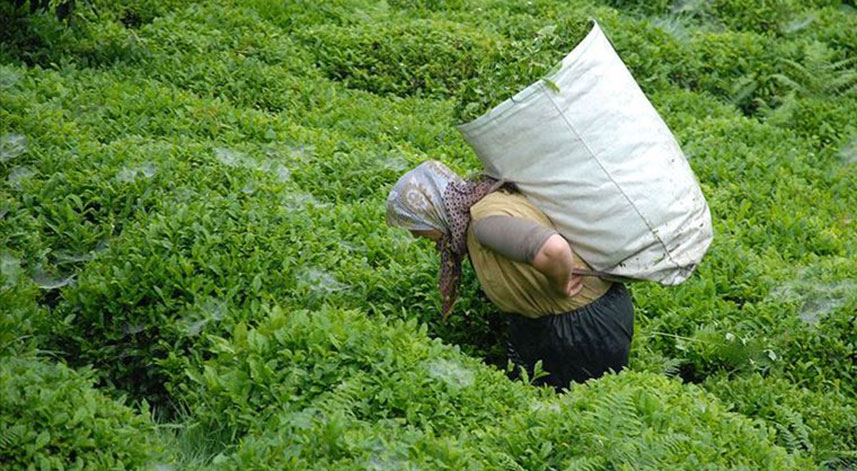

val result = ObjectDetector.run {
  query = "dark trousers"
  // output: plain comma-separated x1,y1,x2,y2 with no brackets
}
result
506,283,634,391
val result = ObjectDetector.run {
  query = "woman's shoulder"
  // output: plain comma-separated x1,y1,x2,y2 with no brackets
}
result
472,188,525,209
470,189,547,222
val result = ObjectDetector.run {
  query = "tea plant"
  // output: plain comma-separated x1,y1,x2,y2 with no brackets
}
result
0,355,158,470
185,306,807,470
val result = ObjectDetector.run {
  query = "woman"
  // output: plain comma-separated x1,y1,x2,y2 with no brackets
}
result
386,160,634,391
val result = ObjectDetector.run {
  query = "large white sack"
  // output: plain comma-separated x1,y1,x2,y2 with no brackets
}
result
457,21,712,285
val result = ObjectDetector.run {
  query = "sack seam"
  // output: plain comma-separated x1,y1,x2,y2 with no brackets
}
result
544,90,679,272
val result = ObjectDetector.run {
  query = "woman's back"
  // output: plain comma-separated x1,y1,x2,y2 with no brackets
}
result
467,190,611,317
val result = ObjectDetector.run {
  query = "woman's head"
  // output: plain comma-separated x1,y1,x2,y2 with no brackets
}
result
385,160,502,318
385,160,463,236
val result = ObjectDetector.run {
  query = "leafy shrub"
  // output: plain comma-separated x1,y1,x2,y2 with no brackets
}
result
0,1,149,68
597,12,697,93
0,179,48,355
705,372,857,466
801,5,857,54
0,272,45,357
134,3,319,112
210,367,807,470
180,306,537,440
1,0,184,26
0,356,158,471
2,0,74,21
763,40,857,145
298,2,597,123
183,306,805,469
472,372,809,470
387,0,466,11
776,298,857,397
683,30,790,114
705,0,800,34
88,0,186,28
767,95,857,147
50,183,308,403
304,19,499,98
602,0,673,16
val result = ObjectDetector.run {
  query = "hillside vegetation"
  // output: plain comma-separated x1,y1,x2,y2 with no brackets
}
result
1,0,855,469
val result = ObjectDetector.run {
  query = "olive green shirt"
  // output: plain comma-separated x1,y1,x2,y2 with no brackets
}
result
467,191,611,318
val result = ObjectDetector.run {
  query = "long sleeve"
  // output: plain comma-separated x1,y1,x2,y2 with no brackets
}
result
471,215,558,264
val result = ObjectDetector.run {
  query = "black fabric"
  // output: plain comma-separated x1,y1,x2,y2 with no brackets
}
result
472,215,558,263
505,283,634,391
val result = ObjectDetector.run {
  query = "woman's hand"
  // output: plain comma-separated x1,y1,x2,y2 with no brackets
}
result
561,269,584,297
531,234,583,298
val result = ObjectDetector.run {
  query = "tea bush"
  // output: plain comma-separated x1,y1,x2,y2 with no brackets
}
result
0,270,44,356
0,356,158,471
2,0,75,22
682,30,790,114
708,0,803,34
388,0,466,11
181,306,537,440
471,372,808,470
213,373,810,470
603,0,672,16
51,189,303,401
0,1,152,68
704,372,857,466
186,306,806,470
304,19,500,98
804,6,857,54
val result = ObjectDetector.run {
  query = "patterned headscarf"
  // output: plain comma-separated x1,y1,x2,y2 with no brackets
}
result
387,160,501,319
385,160,459,232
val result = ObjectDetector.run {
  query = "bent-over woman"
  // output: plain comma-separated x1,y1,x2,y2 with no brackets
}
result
386,160,634,391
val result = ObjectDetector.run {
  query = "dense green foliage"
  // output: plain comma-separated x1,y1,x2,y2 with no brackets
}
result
0,356,157,470
705,373,857,467
1,0,854,469
187,306,807,470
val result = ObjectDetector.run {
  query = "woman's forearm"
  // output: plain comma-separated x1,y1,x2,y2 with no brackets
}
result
531,234,582,297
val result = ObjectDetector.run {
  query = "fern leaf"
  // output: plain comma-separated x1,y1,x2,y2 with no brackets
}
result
780,58,814,85
563,455,606,471
829,73,857,95
0,424,25,449
770,73,802,91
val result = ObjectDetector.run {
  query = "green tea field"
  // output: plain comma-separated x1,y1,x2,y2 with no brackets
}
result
1,0,855,469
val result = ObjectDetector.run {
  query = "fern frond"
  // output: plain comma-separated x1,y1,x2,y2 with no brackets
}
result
829,56,856,71
563,455,606,471
770,73,802,92
0,424,25,449
829,73,857,96
592,393,643,435
661,357,683,377
780,58,814,85
661,432,690,456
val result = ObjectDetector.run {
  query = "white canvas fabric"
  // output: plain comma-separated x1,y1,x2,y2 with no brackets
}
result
457,21,712,285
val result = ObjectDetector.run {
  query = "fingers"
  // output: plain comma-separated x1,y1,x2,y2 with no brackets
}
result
565,275,583,297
